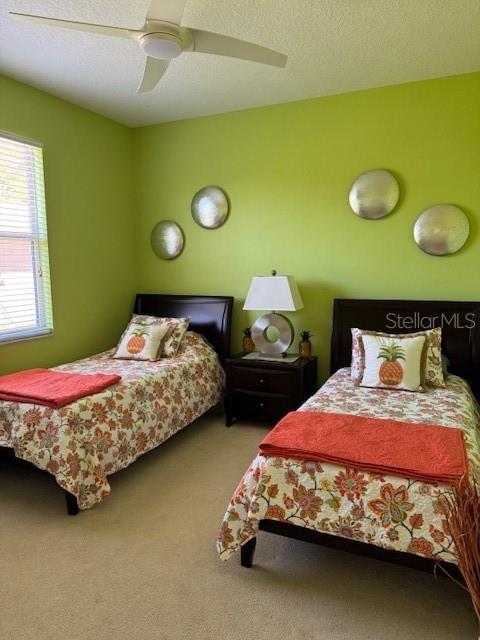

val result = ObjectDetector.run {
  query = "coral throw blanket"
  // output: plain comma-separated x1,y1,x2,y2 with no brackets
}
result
259,411,468,485
0,368,121,408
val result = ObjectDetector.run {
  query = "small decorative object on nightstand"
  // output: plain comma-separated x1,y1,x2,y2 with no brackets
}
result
225,354,317,427
242,327,255,353
299,330,312,357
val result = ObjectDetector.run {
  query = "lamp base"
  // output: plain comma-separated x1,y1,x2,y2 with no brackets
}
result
251,312,293,355
242,352,299,363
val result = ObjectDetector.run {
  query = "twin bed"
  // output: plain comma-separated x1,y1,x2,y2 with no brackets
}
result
2,294,479,581
0,293,233,514
218,299,480,579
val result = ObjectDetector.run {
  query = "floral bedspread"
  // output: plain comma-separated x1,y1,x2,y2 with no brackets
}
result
0,332,224,509
218,368,480,563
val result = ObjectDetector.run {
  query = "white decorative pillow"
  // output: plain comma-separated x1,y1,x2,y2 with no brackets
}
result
359,334,427,392
131,315,190,357
114,322,170,361
351,327,445,388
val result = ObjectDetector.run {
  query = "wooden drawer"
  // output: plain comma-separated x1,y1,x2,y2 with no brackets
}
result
230,365,297,395
225,355,317,427
232,390,296,418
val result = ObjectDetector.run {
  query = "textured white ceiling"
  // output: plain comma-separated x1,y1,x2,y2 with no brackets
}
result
1,0,479,127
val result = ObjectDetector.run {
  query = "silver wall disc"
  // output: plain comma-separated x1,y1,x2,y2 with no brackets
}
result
413,204,469,256
251,313,293,355
349,169,400,219
151,221,184,260
191,186,229,229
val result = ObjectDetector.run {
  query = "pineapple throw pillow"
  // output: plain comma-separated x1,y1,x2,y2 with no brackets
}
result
131,315,190,357
113,322,171,361
351,327,445,388
358,334,427,392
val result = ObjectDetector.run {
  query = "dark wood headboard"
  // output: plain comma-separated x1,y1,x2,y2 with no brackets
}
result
134,294,233,361
331,299,480,393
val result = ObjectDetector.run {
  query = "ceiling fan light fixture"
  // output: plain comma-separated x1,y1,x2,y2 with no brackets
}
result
9,4,287,93
140,32,183,59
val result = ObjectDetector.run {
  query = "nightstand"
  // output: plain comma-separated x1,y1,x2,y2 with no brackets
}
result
225,354,318,426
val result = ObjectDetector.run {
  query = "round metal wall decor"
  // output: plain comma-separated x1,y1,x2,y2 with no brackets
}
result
191,185,229,229
151,221,184,260
348,169,400,219
413,204,469,256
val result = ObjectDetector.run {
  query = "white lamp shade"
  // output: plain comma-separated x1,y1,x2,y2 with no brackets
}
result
243,275,304,311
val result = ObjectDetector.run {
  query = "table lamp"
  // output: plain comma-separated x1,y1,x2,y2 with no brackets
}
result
243,270,304,359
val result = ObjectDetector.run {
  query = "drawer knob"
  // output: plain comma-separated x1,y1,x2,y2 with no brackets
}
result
259,402,264,408
259,378,264,384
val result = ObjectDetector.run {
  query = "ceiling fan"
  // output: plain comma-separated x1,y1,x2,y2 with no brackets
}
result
10,0,288,93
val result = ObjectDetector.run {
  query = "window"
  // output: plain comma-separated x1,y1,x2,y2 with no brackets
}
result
0,132,53,344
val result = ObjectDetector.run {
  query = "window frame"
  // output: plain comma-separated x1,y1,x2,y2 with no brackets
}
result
0,130,54,345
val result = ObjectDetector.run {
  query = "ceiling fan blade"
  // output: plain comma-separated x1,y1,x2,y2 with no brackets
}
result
189,28,287,68
146,0,188,24
9,12,136,38
137,57,170,93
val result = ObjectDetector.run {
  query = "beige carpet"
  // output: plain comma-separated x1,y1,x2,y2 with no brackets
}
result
0,409,476,640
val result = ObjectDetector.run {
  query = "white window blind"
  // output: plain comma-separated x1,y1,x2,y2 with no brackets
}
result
0,132,53,344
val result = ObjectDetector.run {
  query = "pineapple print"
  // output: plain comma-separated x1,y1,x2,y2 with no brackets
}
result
127,326,149,355
377,340,405,386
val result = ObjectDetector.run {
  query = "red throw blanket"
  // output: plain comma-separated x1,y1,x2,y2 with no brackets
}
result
259,411,468,485
0,368,121,408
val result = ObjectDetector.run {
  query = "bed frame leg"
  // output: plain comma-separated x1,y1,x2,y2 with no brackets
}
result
241,537,257,568
64,490,79,516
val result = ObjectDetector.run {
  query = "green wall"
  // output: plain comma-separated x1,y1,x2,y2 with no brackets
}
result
1,71,479,381
133,71,480,382
0,75,137,374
